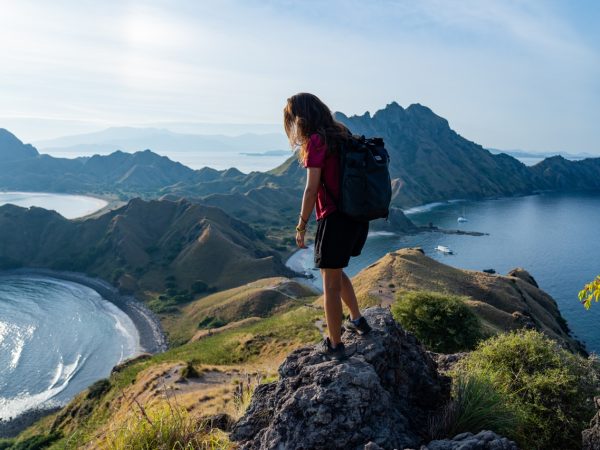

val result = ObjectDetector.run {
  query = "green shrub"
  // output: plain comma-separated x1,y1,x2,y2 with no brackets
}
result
191,280,209,294
391,290,482,352
198,316,227,329
86,378,111,399
457,330,600,449
0,439,15,450
429,373,516,439
180,361,200,379
6,433,62,450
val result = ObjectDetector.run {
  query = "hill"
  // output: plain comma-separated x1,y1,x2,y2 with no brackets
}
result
0,129,39,161
161,277,319,345
348,247,583,353
0,198,292,295
12,243,582,448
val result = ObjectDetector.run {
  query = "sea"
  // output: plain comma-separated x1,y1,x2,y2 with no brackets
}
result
0,191,108,219
287,190,600,353
0,193,138,424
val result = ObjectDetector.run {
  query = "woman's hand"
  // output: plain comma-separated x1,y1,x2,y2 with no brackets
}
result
296,228,307,248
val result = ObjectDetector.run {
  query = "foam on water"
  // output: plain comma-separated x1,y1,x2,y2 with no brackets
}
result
368,231,396,237
9,325,35,370
0,354,83,421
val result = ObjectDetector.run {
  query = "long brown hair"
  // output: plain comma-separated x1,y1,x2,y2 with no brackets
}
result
283,93,350,164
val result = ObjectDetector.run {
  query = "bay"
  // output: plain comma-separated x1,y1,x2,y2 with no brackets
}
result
287,190,600,352
0,192,107,219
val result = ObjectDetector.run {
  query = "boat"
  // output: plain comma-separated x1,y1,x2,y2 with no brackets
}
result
435,245,453,254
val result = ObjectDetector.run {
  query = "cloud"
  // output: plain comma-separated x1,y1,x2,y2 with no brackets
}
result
0,0,598,152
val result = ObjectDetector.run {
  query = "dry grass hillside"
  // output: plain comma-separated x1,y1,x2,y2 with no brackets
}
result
160,277,319,344
344,247,582,352
0,198,292,294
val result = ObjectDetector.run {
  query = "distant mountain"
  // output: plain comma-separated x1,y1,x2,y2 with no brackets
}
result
335,103,538,207
34,127,288,154
332,102,600,207
0,129,39,161
488,148,597,160
530,155,600,190
2,101,600,228
0,149,201,196
0,198,292,293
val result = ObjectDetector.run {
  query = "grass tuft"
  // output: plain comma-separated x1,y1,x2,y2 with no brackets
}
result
100,400,231,450
429,373,516,439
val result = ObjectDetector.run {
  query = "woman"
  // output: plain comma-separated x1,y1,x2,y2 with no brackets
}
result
284,93,371,361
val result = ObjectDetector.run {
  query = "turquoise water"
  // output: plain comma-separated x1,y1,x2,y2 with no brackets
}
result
0,192,107,219
0,276,139,421
287,190,600,353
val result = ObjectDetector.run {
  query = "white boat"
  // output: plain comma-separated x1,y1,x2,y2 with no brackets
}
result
435,245,453,254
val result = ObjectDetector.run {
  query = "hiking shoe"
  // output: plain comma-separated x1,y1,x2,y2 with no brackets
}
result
317,337,347,361
343,315,372,335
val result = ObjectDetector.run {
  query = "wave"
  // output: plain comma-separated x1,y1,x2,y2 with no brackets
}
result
368,231,396,237
101,302,140,363
0,353,84,421
402,199,468,215
402,202,448,215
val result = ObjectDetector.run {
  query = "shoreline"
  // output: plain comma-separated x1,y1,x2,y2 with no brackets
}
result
3,267,168,354
0,268,168,438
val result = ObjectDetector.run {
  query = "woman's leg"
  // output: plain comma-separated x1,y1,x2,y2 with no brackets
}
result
340,271,361,320
321,268,343,347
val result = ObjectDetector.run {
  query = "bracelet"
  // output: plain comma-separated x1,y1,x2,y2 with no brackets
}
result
295,225,306,233
299,214,308,225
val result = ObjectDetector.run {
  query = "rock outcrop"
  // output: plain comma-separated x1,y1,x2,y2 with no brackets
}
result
230,307,451,450
582,397,600,450
507,268,539,288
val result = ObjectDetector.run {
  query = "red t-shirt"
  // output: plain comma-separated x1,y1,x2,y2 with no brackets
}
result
303,133,339,220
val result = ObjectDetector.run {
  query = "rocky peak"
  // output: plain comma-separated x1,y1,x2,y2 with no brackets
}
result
231,307,451,449
0,128,39,161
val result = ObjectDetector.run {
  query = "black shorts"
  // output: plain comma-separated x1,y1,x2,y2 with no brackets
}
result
314,211,369,269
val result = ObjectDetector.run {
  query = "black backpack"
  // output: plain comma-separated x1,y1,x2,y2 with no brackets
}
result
324,135,392,222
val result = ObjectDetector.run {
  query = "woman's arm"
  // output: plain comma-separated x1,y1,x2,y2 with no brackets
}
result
296,167,321,248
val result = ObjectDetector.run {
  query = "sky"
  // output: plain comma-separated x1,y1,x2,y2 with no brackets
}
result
0,0,599,154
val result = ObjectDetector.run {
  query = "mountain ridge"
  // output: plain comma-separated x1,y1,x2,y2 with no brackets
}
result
0,198,292,294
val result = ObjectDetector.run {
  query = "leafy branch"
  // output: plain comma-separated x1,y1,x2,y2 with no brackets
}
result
579,275,600,310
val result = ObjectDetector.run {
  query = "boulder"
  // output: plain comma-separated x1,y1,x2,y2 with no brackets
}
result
230,307,450,450
424,430,518,450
